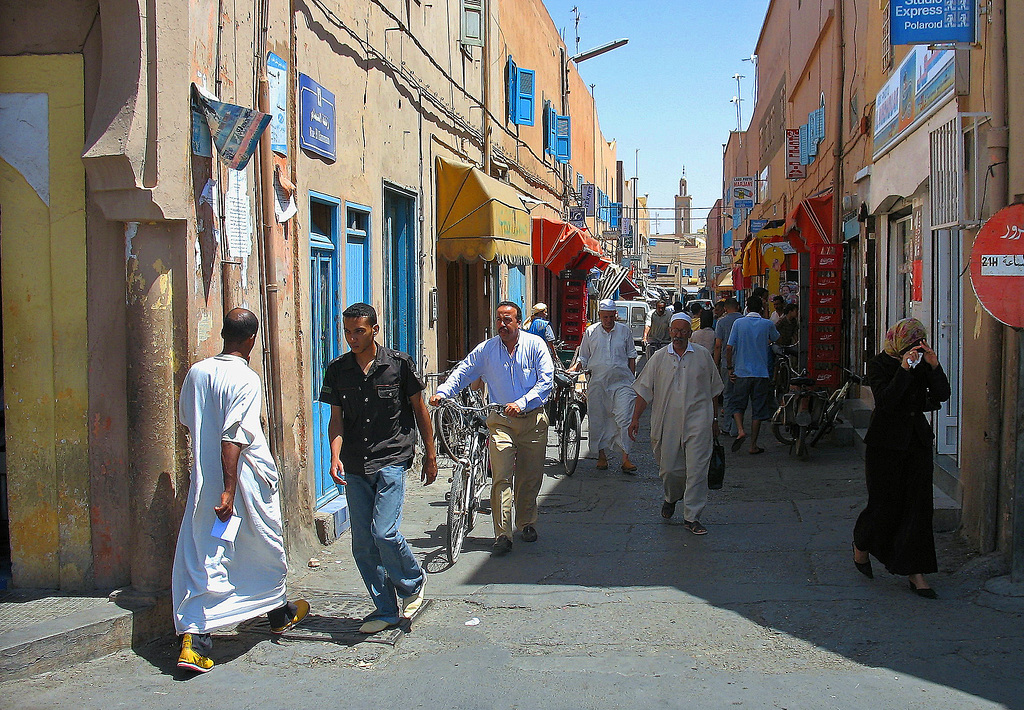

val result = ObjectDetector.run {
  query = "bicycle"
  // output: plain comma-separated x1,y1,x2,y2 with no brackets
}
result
770,374,828,460
771,344,800,402
548,363,586,476
433,399,504,564
807,366,862,446
425,369,484,461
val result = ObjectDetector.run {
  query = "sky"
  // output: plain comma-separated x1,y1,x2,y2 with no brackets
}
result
541,0,769,234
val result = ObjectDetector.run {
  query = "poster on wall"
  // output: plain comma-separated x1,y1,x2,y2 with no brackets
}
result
873,47,955,158
267,52,288,156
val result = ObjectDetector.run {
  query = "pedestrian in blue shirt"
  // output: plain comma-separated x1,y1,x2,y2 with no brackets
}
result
724,295,779,454
431,301,554,555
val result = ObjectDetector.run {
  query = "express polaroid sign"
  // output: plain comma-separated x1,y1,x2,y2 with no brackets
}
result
890,0,976,45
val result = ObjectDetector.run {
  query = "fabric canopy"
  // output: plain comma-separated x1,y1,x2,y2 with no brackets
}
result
715,269,733,289
785,192,833,253
435,155,532,265
618,276,641,299
532,217,605,274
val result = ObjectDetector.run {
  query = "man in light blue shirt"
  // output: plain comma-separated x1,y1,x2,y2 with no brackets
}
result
725,295,779,455
431,301,553,554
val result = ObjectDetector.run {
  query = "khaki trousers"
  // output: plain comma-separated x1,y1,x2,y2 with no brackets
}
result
658,431,712,523
486,409,549,539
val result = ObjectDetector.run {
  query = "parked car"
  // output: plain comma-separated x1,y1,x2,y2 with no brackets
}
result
614,300,650,348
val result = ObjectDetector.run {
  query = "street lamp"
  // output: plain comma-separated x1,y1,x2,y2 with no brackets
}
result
570,38,629,63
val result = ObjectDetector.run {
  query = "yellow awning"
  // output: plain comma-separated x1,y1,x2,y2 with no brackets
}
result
715,269,733,289
435,156,532,265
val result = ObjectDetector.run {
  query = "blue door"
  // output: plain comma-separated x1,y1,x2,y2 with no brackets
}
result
309,194,341,506
384,188,417,360
507,265,526,311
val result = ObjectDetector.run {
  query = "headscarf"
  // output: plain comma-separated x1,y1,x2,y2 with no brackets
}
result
883,317,927,358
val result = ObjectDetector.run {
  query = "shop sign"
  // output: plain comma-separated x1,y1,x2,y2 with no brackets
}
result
750,219,768,235
873,47,955,158
568,205,586,229
299,74,336,160
582,183,596,217
786,129,805,179
890,0,975,46
969,203,1024,328
732,177,755,209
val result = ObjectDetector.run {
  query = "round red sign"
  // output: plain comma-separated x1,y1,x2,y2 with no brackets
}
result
969,203,1024,328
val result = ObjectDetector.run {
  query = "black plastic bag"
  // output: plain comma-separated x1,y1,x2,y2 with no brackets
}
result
708,436,726,489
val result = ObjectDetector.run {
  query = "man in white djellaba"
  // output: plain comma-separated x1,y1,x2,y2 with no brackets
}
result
172,308,309,673
571,298,639,473
629,313,724,535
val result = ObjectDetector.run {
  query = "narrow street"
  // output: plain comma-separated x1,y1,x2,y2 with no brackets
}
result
4,418,1022,709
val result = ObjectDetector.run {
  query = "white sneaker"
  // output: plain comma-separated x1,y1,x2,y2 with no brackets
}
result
401,577,427,619
358,619,394,634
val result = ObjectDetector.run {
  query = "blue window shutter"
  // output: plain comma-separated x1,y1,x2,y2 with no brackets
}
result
460,0,484,46
554,114,571,162
610,202,620,228
507,57,517,124
516,68,535,126
799,123,809,165
546,104,557,155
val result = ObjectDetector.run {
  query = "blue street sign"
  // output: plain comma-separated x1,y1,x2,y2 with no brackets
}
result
890,0,975,45
267,53,288,156
750,219,769,235
299,74,336,160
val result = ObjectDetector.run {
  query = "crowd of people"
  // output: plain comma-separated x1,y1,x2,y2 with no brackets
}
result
171,294,948,674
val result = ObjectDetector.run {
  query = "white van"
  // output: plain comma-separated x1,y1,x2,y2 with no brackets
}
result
614,300,650,348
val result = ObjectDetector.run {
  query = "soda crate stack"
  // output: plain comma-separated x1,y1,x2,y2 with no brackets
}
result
807,244,843,387
559,279,587,347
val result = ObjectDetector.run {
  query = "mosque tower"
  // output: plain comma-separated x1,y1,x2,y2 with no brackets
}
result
674,166,692,236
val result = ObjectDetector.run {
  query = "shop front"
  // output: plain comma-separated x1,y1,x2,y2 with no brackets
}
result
435,156,533,363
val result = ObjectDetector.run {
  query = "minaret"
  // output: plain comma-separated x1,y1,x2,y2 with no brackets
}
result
674,166,692,236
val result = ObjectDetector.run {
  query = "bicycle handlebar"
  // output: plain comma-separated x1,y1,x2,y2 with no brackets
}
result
433,399,506,416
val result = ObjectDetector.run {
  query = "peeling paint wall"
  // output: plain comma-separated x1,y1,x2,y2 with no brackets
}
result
0,54,91,589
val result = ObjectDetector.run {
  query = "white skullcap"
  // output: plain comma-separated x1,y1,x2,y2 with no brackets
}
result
598,298,616,311
671,313,692,325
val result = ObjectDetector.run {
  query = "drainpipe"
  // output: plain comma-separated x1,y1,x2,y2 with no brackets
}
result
833,0,845,248
983,0,1020,581
257,75,285,459
481,0,491,174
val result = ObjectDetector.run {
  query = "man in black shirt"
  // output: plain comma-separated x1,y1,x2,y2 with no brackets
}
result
318,303,437,634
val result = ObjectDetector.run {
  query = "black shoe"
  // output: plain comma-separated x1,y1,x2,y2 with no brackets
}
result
908,579,937,599
661,501,675,520
853,543,874,579
492,535,513,554
522,525,538,542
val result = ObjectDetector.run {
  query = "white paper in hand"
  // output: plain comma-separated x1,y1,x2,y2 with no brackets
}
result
211,515,242,543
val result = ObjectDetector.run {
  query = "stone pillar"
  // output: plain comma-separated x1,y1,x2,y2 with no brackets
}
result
124,221,186,593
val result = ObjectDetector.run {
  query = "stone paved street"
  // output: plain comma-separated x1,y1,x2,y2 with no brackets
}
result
3,415,1023,709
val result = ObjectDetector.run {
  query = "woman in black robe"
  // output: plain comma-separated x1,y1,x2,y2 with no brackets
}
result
852,317,950,598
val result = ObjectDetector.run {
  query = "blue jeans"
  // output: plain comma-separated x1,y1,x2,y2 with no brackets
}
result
342,463,424,623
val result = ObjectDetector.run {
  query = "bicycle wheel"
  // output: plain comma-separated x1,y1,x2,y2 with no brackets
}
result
810,389,844,446
560,403,582,476
467,434,488,532
446,461,470,564
795,424,810,460
771,397,797,445
773,360,790,401
438,405,468,460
